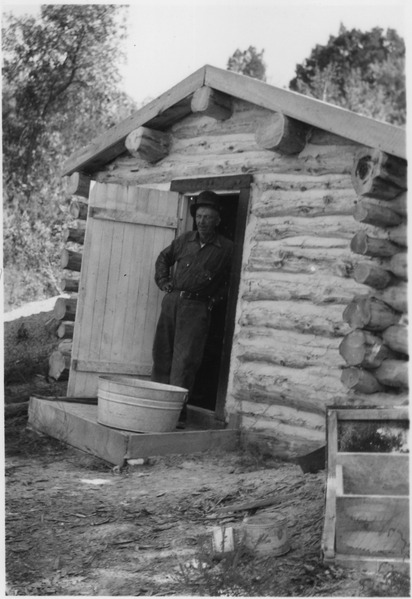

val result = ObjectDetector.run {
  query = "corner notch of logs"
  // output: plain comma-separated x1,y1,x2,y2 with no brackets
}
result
341,147,408,398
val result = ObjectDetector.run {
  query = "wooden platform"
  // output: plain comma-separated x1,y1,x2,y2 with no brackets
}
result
322,407,410,573
28,397,239,466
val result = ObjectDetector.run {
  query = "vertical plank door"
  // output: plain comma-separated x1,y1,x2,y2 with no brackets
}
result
67,183,180,397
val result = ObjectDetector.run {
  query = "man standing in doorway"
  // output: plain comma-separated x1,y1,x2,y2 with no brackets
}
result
151,190,233,425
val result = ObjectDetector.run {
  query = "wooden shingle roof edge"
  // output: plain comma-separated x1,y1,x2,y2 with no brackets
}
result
61,64,406,177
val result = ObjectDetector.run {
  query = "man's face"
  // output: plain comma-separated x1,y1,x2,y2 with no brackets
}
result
195,206,220,238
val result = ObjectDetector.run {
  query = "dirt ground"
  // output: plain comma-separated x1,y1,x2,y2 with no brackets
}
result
4,379,410,597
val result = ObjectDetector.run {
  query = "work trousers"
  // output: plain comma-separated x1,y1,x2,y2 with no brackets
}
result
151,291,210,396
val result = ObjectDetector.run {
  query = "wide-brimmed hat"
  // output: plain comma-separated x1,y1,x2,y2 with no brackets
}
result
190,190,221,217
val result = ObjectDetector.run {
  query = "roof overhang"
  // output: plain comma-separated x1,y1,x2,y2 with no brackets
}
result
62,64,406,177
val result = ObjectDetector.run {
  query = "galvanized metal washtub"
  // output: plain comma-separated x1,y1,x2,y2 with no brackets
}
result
97,376,188,433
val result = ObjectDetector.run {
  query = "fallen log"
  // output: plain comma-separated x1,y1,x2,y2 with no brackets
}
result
339,330,394,369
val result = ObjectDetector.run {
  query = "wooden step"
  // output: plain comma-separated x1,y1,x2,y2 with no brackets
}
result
28,397,239,466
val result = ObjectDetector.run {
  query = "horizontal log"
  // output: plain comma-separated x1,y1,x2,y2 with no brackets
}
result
353,262,392,289
57,321,75,340
69,200,88,220
100,142,359,185
339,330,394,369
387,253,407,280
190,86,232,120
255,215,358,242
54,297,77,321
375,359,409,389
125,126,171,163
237,327,342,369
374,282,408,314
61,278,79,293
343,296,401,331
252,188,356,219
382,325,408,356
239,300,349,338
255,113,310,155
65,172,92,198
351,148,407,199
242,272,363,305
233,362,347,416
350,231,399,258
248,244,357,278
63,226,85,245
341,367,383,394
353,200,402,227
61,249,82,272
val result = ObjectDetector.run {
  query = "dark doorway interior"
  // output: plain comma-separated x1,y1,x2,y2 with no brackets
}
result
189,193,239,411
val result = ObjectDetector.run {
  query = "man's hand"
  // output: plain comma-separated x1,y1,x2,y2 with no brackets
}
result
162,282,173,293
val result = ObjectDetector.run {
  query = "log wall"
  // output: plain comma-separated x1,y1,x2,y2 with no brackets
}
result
70,98,406,458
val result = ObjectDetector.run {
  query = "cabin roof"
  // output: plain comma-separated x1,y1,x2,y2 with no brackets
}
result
62,64,406,176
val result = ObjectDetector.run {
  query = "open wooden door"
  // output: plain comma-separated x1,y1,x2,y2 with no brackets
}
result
67,183,180,397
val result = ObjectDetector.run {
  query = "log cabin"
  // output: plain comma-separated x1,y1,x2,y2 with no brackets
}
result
54,65,407,459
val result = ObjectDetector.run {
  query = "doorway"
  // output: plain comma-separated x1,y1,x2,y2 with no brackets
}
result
171,175,252,421
189,193,239,412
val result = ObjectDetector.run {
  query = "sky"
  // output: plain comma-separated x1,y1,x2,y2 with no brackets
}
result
2,0,409,105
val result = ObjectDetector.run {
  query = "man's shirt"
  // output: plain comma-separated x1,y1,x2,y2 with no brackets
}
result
154,231,233,302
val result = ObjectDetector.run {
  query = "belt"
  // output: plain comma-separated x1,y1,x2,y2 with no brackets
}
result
177,290,210,302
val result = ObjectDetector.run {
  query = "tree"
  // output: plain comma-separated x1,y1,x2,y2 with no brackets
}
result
227,46,267,81
289,25,405,125
2,5,137,308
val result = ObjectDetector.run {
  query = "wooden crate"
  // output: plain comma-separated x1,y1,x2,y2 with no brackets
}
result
322,407,409,572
